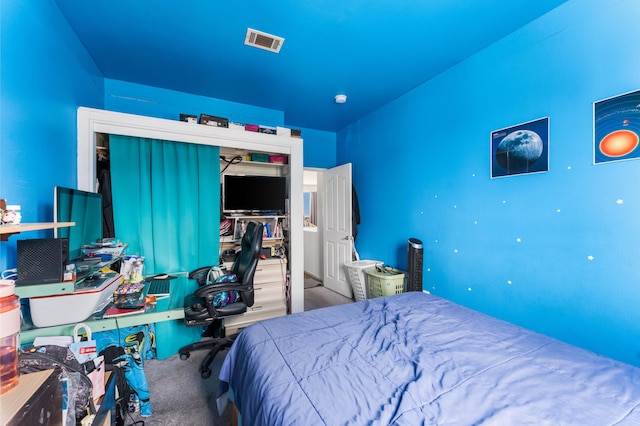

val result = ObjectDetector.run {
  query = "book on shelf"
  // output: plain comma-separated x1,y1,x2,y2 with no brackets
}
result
104,304,146,318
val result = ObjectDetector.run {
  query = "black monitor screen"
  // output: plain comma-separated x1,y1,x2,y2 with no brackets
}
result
223,175,287,213
54,186,103,260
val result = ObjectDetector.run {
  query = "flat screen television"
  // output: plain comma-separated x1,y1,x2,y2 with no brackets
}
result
54,186,103,261
223,175,287,214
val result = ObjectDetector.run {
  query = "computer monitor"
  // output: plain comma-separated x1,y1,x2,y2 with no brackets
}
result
54,186,103,261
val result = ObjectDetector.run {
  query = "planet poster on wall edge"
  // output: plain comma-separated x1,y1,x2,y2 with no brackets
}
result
491,116,549,178
593,89,640,165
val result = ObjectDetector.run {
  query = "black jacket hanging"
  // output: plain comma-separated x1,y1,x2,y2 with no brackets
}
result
352,185,361,241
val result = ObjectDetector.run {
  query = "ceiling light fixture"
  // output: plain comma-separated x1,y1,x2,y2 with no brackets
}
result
334,94,347,104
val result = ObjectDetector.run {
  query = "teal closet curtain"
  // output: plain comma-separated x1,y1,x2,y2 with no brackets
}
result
109,135,219,275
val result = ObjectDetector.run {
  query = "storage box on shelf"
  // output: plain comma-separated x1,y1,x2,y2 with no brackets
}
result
269,155,287,164
250,153,270,162
222,257,287,335
199,114,229,128
219,148,289,174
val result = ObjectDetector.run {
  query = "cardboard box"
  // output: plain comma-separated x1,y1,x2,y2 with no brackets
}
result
291,129,301,138
179,114,198,124
259,126,276,135
199,114,229,128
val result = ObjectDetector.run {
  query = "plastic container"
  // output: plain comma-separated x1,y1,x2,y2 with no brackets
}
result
345,260,383,301
364,266,406,298
1,205,21,225
0,280,20,394
269,155,288,164
249,152,269,162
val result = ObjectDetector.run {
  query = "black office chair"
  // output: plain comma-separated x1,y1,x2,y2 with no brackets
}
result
178,220,263,378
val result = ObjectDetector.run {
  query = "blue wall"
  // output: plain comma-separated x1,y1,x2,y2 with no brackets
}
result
338,0,640,366
0,0,103,271
299,128,336,169
0,2,336,273
104,79,283,126
103,80,337,169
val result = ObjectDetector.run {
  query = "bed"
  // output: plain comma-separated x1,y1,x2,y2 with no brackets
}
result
218,292,640,425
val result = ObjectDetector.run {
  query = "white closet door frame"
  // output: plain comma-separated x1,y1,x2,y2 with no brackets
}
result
76,107,305,314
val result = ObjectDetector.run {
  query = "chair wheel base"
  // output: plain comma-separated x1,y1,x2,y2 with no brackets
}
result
177,332,238,379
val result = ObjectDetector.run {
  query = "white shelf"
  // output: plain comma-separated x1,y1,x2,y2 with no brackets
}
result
222,215,286,245
0,222,75,241
221,159,287,168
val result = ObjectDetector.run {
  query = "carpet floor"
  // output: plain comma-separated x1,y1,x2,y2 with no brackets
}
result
127,348,231,426
304,278,321,289
126,284,352,425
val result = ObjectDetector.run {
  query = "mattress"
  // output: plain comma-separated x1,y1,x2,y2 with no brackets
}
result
218,292,640,425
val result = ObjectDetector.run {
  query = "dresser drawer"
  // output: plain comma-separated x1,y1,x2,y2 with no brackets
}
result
253,269,285,285
222,257,286,334
224,302,287,334
253,282,284,304
243,299,285,317
223,259,286,280
253,260,287,283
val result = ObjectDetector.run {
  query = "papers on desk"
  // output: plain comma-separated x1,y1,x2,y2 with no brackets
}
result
33,336,73,347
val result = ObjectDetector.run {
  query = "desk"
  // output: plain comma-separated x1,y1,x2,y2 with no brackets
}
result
0,370,117,426
20,273,201,359
0,369,62,425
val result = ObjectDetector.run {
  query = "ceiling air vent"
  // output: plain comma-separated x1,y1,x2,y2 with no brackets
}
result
245,28,284,53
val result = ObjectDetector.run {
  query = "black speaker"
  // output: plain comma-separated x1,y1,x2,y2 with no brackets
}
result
407,238,423,292
17,238,69,285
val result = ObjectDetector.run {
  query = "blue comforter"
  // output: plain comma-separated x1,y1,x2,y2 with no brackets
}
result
218,292,640,425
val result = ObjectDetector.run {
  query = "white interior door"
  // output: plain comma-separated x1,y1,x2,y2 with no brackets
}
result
322,163,353,298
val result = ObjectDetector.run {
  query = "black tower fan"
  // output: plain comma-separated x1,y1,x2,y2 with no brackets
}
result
407,238,423,292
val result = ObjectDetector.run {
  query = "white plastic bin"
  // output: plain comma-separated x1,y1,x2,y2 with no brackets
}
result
345,260,383,301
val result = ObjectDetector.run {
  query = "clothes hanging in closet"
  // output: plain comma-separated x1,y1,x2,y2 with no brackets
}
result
97,154,115,238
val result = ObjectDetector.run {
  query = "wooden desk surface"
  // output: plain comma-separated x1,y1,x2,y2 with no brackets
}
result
0,369,56,424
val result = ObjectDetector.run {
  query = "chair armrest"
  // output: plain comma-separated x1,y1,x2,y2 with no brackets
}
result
189,266,214,286
194,281,246,299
